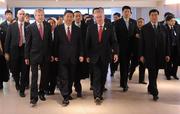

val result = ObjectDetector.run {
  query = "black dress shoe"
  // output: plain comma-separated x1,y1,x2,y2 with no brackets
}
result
153,95,159,101
100,96,104,100
90,86,93,90
30,99,38,107
15,84,20,91
19,92,26,97
129,75,132,80
103,88,108,92
166,76,171,80
95,97,101,105
123,86,128,92
62,99,69,106
25,85,29,89
77,93,82,98
39,95,46,101
0,83,3,90
49,91,55,95
139,81,147,85
173,76,179,80
69,96,73,100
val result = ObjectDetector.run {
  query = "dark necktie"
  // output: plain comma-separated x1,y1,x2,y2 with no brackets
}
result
67,27,71,42
19,23,23,47
170,26,176,46
98,26,103,43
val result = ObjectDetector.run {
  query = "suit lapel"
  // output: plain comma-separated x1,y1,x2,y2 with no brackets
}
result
95,24,99,43
43,22,46,40
101,23,108,42
62,24,69,42
33,22,42,40
121,18,128,32
14,22,20,43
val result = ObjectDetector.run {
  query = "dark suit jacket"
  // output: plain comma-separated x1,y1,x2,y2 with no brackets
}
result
85,22,119,64
4,22,29,60
114,18,137,56
54,24,84,64
165,24,180,57
73,21,87,45
139,22,170,69
25,21,52,64
0,21,10,51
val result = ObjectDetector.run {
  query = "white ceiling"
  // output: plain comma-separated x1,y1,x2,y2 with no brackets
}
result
5,0,165,8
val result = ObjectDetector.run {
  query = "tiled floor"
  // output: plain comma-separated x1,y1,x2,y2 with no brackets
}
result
0,68,180,114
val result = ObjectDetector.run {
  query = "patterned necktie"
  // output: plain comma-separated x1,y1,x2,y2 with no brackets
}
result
19,23,23,47
67,26,71,42
98,26,103,43
38,23,44,40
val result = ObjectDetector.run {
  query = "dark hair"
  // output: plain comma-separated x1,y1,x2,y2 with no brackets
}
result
47,18,56,23
64,10,74,16
165,15,175,21
57,16,63,20
74,11,81,14
99,7,104,11
25,13,30,17
113,12,121,17
164,12,174,18
5,10,12,15
92,7,100,14
149,9,159,15
122,6,131,12
137,17,144,21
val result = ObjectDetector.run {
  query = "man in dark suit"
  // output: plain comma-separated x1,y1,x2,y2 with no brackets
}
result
114,6,137,92
72,11,89,98
128,18,146,84
4,9,29,97
110,12,121,77
0,10,13,89
25,9,53,106
45,17,58,95
86,8,118,105
54,10,84,106
139,9,170,101
164,15,180,80
88,7,111,91
0,10,13,51
0,32,9,89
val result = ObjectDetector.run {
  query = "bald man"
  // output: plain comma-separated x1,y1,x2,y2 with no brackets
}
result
5,9,30,97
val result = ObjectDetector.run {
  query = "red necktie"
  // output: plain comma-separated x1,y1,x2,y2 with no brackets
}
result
67,27,71,42
98,26,103,43
19,23,23,47
38,23,44,40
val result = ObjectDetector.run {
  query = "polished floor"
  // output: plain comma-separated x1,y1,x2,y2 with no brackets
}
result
0,67,180,114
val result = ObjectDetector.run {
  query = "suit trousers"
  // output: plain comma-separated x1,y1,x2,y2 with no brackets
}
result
91,58,108,98
57,61,76,100
30,61,49,100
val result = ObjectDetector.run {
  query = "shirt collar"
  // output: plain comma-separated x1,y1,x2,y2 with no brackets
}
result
123,17,129,22
97,23,105,28
64,23,72,30
18,21,24,25
151,22,158,27
75,21,81,27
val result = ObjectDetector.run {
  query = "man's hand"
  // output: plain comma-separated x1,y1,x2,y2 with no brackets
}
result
5,53,10,61
50,56,54,62
140,56,144,63
54,57,59,61
79,56,84,62
114,54,118,63
25,59,30,65
165,56,170,62
86,57,90,63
